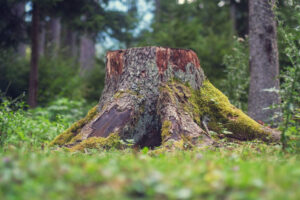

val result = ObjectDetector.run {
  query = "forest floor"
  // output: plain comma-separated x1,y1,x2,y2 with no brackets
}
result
1,100,299,199
1,143,300,200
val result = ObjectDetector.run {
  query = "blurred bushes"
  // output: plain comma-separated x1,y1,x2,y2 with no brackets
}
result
37,56,82,104
0,96,65,146
0,49,30,99
0,95,90,147
0,50,106,105
222,37,249,112
81,58,106,103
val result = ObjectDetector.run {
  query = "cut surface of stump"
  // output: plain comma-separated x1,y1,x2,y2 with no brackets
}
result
51,47,280,151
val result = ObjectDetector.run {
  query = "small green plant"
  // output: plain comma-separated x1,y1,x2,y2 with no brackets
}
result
222,36,249,111
276,2,300,150
0,94,89,147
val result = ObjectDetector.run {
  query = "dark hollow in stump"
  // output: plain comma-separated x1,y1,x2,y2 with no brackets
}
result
51,47,280,151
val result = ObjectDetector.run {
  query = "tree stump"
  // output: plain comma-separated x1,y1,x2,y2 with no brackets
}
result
51,47,280,151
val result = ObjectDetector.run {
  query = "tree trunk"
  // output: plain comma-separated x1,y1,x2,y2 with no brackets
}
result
64,28,78,58
28,3,40,108
79,33,95,71
230,0,237,33
13,2,26,57
155,0,161,22
248,0,280,123
51,47,280,151
48,17,61,58
39,21,46,57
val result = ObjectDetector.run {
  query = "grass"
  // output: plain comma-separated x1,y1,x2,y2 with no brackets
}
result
1,143,300,200
0,99,299,199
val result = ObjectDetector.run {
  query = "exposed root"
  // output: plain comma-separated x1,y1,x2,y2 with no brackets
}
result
50,106,99,146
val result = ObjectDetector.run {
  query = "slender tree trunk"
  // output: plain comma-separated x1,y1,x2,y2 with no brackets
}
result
39,21,46,57
155,0,161,22
248,0,280,123
28,3,40,108
51,47,280,151
65,28,78,58
13,2,26,57
48,17,61,57
230,0,237,33
79,33,95,71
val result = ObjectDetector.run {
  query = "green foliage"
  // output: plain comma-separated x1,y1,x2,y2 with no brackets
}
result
0,49,30,99
276,2,300,150
0,96,89,147
0,144,300,199
32,98,90,123
54,0,138,43
38,56,83,105
81,58,106,103
222,36,249,111
0,50,106,105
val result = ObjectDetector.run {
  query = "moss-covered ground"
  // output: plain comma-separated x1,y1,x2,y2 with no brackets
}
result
1,144,300,200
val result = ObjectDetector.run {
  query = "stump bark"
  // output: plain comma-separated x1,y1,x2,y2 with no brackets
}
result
51,47,280,151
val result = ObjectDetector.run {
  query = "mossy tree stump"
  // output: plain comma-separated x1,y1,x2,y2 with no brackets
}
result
51,47,280,151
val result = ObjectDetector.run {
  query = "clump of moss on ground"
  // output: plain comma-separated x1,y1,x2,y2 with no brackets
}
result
50,105,99,146
190,79,273,141
69,133,122,152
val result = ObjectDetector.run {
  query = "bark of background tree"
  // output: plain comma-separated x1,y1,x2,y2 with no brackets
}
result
79,33,95,71
248,0,280,123
64,27,78,58
51,47,280,151
230,0,237,33
28,3,40,108
155,0,161,22
13,2,26,57
38,21,46,57
48,17,61,58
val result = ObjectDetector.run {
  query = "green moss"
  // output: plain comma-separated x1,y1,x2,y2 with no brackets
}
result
162,80,201,125
159,84,176,104
113,91,125,99
161,120,172,141
69,133,121,152
50,105,99,146
161,79,273,141
190,79,271,140
113,89,142,99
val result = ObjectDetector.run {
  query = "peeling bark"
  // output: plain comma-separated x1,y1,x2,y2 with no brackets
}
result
51,47,280,151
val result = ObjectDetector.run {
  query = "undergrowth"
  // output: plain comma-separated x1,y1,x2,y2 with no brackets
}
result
0,95,89,147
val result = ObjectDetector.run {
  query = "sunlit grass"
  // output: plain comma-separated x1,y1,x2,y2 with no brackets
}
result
0,144,299,200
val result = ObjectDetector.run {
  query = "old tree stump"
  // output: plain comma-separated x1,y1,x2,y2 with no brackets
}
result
51,47,280,151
